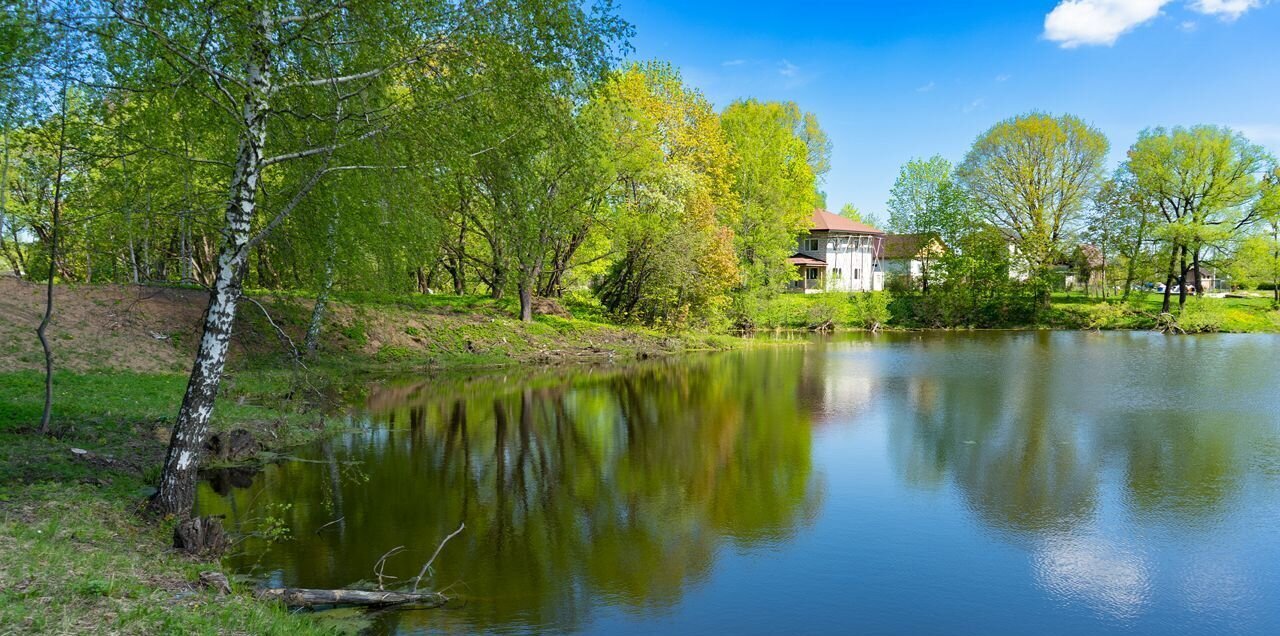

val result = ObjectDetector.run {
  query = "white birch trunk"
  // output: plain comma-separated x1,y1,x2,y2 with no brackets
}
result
151,12,272,517
304,206,338,355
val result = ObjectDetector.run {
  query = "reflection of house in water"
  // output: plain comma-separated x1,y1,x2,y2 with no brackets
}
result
796,341,880,424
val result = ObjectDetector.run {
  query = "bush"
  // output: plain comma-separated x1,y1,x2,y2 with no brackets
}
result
845,292,891,330
1175,298,1225,333
374,345,413,362
339,322,368,346
1081,302,1133,330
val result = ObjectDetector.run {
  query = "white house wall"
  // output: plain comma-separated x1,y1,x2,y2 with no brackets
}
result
797,232,883,292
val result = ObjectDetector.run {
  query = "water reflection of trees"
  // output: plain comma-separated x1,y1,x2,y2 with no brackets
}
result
887,332,1278,535
198,350,821,633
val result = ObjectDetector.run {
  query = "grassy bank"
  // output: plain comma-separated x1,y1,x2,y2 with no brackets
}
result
753,290,1280,333
0,280,744,635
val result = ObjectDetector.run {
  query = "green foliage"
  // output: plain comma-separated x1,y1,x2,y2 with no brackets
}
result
958,112,1109,284
1176,298,1226,333
339,322,368,347
374,345,414,363
749,292,891,331
721,99,823,299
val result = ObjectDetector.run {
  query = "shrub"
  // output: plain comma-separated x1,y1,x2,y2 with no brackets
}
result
1081,302,1132,330
1175,298,1225,333
374,345,413,363
845,292,891,330
339,322,368,346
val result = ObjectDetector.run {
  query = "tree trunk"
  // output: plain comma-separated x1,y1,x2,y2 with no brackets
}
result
1161,243,1178,314
304,206,338,356
256,588,445,609
37,86,69,436
1177,245,1189,309
151,20,270,516
1191,247,1203,296
518,280,533,322
0,123,11,277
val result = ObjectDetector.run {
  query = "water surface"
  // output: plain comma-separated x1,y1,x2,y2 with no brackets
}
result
198,331,1280,634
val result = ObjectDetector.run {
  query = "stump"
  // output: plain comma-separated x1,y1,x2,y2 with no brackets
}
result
205,429,258,461
199,571,232,595
174,516,229,557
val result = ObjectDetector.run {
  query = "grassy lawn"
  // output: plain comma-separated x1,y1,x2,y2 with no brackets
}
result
0,369,363,635
1047,291,1280,332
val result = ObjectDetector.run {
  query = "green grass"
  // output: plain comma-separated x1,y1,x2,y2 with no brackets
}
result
1046,291,1280,332
0,482,359,635
0,286,749,635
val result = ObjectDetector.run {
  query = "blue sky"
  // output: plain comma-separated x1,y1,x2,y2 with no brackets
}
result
620,0,1280,222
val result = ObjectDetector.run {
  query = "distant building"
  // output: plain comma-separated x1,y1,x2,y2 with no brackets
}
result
877,233,946,286
786,209,884,292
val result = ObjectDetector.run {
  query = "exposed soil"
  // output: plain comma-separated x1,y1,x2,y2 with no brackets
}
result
0,276,204,373
0,276,727,375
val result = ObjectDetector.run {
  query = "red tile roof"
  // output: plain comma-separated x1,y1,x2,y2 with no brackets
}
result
810,208,884,234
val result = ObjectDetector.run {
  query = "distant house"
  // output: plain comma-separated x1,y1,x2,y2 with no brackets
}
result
877,233,945,287
1064,244,1105,292
787,209,885,292
1186,265,1223,291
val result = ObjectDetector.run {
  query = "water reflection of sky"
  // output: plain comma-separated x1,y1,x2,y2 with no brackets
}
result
200,332,1280,635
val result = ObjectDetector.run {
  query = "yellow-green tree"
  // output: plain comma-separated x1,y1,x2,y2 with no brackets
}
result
594,62,739,328
957,113,1108,303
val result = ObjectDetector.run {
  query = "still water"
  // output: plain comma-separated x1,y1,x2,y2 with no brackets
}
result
197,331,1280,634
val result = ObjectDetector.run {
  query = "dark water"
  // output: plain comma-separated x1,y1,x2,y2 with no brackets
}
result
197,331,1280,635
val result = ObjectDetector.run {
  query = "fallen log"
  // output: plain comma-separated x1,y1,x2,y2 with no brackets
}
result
256,587,447,608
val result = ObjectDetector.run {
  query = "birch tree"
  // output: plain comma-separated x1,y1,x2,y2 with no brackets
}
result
91,0,628,517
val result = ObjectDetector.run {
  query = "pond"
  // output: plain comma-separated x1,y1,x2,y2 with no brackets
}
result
197,331,1280,635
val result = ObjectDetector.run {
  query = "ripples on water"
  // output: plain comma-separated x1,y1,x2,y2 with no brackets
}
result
198,331,1280,635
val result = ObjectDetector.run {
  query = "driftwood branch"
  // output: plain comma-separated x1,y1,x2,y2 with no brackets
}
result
255,587,446,608
413,522,465,593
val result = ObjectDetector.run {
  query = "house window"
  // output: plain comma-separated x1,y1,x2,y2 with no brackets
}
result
832,268,842,279
852,269,860,280
806,268,820,280
804,238,819,251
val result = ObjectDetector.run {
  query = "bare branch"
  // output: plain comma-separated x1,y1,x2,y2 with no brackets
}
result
411,523,465,594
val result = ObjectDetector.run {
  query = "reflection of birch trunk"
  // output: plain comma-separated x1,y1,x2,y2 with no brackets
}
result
323,440,345,536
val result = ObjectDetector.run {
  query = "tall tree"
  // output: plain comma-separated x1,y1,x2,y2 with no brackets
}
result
1124,126,1271,312
957,113,1108,301
720,99,820,310
91,0,628,517
594,62,738,329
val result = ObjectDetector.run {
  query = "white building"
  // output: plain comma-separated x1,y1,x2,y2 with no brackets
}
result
787,209,885,292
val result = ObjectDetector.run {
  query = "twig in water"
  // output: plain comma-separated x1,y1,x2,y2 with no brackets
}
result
315,516,345,534
373,545,405,590
412,523,465,593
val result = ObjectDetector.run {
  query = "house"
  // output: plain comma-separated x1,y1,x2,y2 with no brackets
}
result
1186,265,1222,291
787,209,885,292
877,233,945,287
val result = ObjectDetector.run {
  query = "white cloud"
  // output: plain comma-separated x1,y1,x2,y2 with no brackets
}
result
721,59,745,67
916,81,936,93
1043,0,1266,47
1192,0,1263,19
1044,0,1171,48
1180,19,1199,30
995,73,1012,82
963,98,986,114
778,59,799,78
